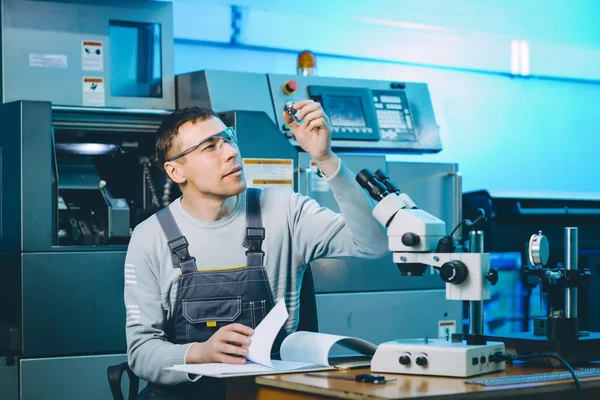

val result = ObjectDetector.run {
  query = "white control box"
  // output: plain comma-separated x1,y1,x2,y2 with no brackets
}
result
371,339,505,377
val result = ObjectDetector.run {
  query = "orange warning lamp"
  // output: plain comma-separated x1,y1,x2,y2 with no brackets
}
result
297,50,316,76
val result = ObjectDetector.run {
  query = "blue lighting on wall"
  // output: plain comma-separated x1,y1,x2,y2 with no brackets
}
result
172,0,600,195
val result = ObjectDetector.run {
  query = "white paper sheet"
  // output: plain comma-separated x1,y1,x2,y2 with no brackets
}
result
245,298,288,368
165,299,378,378
166,362,274,376
280,331,378,366
165,359,328,377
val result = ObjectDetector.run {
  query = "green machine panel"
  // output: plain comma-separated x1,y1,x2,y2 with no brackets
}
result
22,251,127,357
21,354,130,400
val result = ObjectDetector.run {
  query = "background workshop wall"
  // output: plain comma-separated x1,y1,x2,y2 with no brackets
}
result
170,0,600,194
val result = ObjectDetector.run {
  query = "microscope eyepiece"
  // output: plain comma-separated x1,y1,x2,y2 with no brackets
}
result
375,169,400,194
374,169,388,182
356,169,390,201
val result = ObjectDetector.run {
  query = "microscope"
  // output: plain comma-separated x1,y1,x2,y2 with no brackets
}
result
356,169,506,377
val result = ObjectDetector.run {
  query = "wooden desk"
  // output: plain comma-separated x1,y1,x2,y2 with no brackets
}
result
226,364,600,400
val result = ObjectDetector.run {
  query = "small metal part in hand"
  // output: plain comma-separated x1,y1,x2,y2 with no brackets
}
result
284,101,297,116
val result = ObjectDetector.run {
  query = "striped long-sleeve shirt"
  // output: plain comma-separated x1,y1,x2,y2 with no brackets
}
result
124,161,388,385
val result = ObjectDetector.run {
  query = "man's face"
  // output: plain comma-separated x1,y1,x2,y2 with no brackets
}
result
166,117,245,199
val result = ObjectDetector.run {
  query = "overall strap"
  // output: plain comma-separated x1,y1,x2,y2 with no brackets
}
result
243,188,265,267
156,207,197,274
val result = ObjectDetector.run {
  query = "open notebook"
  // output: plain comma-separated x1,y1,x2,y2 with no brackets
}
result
166,299,377,378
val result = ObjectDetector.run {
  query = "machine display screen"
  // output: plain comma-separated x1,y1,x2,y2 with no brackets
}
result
322,95,367,127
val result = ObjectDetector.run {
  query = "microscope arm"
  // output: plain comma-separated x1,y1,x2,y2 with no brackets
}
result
393,252,495,301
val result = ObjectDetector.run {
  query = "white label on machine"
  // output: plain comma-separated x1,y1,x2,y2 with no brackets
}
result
82,77,105,107
243,158,293,190
438,320,457,339
82,40,104,71
310,160,329,192
29,53,68,69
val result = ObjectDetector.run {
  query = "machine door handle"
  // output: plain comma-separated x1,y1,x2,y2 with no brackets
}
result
306,167,313,198
296,165,313,197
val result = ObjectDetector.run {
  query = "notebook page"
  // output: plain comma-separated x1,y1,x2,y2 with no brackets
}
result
280,331,377,366
245,298,288,368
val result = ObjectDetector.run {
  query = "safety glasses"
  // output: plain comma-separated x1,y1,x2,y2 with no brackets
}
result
166,127,237,162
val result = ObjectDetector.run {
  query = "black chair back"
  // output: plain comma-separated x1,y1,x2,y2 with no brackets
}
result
297,265,319,332
107,362,139,400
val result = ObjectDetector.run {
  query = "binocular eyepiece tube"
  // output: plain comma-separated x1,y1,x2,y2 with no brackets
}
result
356,168,401,201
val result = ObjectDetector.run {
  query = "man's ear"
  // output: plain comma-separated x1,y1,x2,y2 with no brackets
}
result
164,161,186,184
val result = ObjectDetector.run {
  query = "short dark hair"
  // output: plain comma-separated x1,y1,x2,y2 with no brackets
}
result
155,107,220,170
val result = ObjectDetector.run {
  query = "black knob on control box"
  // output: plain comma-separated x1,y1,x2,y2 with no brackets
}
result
399,355,411,365
415,356,428,366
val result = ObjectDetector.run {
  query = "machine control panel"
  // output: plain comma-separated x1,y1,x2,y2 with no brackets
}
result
178,71,443,153
265,73,442,153
372,90,416,142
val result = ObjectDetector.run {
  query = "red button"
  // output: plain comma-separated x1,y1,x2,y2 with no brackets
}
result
283,80,297,94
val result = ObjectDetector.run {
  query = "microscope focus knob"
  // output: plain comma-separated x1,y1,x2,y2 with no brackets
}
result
439,260,469,284
401,232,421,247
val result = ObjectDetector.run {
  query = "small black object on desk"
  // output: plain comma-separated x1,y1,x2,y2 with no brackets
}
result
304,372,393,384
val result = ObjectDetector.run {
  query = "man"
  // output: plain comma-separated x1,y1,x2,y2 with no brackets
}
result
125,100,388,399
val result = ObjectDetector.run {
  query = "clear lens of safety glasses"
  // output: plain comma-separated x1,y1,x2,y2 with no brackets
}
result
198,128,237,159
167,127,237,162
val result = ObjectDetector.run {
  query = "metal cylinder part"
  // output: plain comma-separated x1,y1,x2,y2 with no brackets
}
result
468,230,484,336
468,230,484,253
450,172,463,241
469,302,484,336
564,227,578,319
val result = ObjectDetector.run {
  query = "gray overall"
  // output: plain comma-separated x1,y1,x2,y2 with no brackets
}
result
138,189,284,400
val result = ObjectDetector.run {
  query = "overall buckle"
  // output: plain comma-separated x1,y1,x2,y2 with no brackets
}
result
245,227,265,254
168,236,192,262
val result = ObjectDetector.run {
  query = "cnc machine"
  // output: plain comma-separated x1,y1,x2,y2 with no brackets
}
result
0,1,175,399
